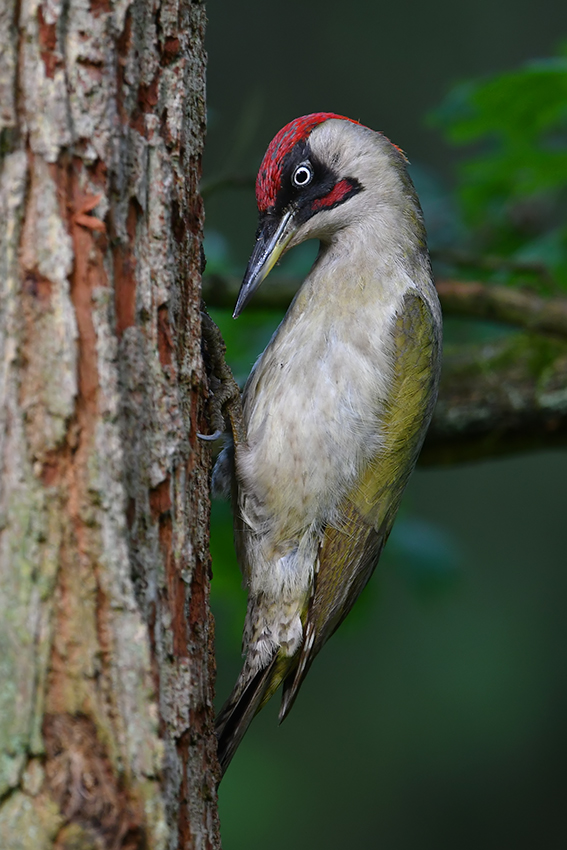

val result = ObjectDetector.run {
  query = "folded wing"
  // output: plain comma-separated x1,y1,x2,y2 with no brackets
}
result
280,290,441,720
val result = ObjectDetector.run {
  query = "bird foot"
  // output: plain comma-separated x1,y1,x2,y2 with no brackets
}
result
199,309,246,447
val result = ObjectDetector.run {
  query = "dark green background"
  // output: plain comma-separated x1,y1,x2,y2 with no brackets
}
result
203,2,567,846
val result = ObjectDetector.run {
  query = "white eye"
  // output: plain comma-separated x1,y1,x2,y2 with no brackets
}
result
292,163,313,188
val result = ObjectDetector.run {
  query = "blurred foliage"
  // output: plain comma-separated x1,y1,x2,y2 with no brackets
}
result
389,515,462,598
432,44,567,291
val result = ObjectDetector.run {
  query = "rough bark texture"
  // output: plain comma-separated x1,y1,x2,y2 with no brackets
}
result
0,1,220,848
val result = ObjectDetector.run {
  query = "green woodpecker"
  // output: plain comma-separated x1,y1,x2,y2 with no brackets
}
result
214,113,442,774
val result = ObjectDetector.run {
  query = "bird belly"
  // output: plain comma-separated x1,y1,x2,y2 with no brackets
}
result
236,299,397,601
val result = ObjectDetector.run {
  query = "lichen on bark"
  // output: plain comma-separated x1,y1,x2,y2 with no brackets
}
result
0,1,219,848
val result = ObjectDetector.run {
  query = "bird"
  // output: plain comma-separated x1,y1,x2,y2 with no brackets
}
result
214,112,442,775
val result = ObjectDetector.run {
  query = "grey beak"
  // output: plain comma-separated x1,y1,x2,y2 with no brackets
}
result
233,210,295,318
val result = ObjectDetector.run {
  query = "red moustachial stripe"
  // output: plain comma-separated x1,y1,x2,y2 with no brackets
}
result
311,179,353,212
256,113,360,212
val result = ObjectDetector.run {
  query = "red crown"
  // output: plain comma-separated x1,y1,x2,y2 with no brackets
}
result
256,113,360,211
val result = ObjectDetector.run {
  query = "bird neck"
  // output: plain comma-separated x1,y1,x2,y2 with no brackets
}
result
301,203,431,312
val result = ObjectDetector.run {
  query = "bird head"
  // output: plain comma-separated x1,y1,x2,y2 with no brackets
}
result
233,112,412,317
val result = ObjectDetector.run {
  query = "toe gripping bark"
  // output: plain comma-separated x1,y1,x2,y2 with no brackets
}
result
199,309,245,447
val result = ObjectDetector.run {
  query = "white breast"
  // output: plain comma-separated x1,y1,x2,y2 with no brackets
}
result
237,263,409,546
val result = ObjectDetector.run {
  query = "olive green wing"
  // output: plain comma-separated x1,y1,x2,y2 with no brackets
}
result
280,289,442,720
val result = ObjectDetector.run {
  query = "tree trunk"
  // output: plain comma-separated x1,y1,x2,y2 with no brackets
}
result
0,1,220,848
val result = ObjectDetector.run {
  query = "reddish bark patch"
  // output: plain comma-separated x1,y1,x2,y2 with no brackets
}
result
170,199,184,246
44,713,147,849
76,54,104,74
73,190,106,232
40,455,61,487
149,477,172,520
157,305,173,367
70,185,103,408
138,76,159,112
90,0,111,17
38,7,60,79
130,74,161,135
151,470,199,665
162,37,180,64
162,517,191,659
116,8,132,57
188,555,207,631
39,154,107,474
41,158,108,417
41,156,110,717
114,201,138,336
91,158,108,187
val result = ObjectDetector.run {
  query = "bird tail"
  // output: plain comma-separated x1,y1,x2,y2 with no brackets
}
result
216,651,282,776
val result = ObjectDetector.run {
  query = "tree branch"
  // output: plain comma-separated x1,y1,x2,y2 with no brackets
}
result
421,333,567,464
201,274,567,463
435,280,567,339
202,274,567,340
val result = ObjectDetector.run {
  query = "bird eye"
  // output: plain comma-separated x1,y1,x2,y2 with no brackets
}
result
292,163,313,188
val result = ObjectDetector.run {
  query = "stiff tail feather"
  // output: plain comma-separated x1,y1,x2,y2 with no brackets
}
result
216,652,279,776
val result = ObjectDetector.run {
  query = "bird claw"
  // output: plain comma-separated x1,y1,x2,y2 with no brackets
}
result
197,428,224,442
200,309,246,447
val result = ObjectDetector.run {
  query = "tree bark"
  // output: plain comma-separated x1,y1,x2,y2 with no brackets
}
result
0,1,220,848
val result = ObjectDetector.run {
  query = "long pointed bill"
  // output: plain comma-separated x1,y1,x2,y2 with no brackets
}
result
233,209,295,318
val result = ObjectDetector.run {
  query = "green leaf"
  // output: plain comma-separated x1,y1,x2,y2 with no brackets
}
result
431,45,567,291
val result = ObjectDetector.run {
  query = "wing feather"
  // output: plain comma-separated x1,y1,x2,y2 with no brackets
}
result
280,290,441,719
